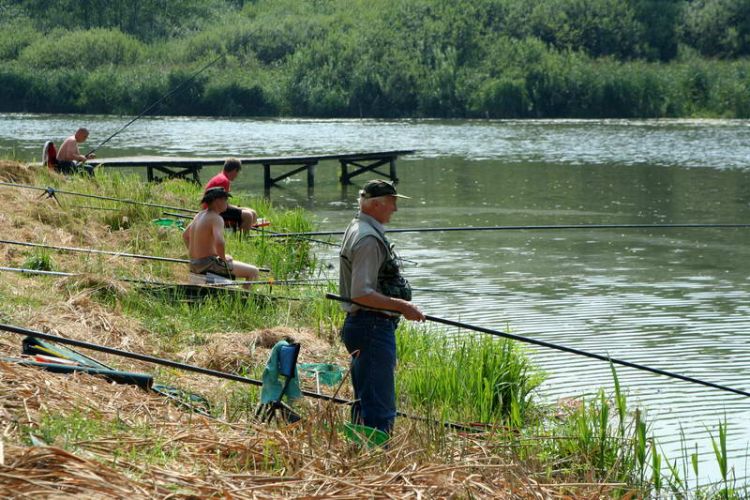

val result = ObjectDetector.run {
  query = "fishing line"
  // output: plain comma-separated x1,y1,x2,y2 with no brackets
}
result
257,223,750,238
409,286,510,297
0,266,318,290
0,323,477,431
0,239,271,272
162,211,340,246
0,182,197,213
87,54,224,156
249,226,340,247
2,181,338,249
325,294,750,399
0,239,190,264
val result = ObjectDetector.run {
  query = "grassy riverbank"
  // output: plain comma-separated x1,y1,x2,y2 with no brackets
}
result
0,162,745,497
2,0,750,118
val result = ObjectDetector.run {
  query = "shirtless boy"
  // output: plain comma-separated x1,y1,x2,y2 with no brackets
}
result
183,187,260,282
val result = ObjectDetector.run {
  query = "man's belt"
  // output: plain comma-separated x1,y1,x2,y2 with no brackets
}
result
348,310,399,320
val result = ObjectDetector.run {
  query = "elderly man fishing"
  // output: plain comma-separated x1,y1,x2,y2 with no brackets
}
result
183,187,259,284
56,127,95,175
338,179,425,437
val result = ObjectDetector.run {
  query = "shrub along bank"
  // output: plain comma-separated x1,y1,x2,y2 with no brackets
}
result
2,0,750,118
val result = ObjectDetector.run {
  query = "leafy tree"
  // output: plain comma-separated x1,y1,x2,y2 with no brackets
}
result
629,0,683,61
18,28,143,69
15,0,227,41
0,16,37,61
504,0,644,59
681,0,750,58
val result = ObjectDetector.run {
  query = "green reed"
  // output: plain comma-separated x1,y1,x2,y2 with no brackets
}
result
396,325,543,425
21,248,54,271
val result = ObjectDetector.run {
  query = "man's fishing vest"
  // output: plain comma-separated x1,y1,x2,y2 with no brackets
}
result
341,217,412,302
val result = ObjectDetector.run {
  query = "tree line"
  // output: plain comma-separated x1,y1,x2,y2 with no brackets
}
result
1,0,750,118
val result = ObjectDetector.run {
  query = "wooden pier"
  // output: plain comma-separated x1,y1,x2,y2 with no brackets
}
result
87,150,414,189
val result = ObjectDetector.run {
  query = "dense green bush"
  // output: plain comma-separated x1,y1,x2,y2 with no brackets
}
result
0,65,31,112
2,0,750,118
0,18,37,61
511,0,644,59
14,0,226,42
19,28,143,69
203,72,278,116
681,0,750,58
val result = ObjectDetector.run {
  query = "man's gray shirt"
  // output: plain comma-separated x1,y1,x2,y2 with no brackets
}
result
339,212,388,313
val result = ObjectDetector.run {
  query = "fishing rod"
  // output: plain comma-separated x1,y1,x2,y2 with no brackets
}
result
325,294,750,399
256,223,750,238
161,210,339,247
0,239,266,273
0,323,476,431
0,267,507,295
0,239,274,273
0,266,315,290
0,239,191,265
249,227,339,248
2,181,338,247
86,54,224,156
163,210,340,247
0,323,348,404
0,182,197,213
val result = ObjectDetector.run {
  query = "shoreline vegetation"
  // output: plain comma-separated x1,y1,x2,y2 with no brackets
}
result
2,0,750,119
0,161,745,497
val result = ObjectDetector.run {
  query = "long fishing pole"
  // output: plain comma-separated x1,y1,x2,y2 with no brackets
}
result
0,239,267,272
0,182,197,213
0,239,190,265
0,266,325,291
86,54,224,156
325,294,750,399
0,323,475,431
0,266,315,290
249,227,339,247
0,239,275,272
0,323,347,404
161,211,341,247
3,181,339,248
258,223,750,238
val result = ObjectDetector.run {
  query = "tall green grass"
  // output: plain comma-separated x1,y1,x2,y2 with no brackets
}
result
397,325,544,425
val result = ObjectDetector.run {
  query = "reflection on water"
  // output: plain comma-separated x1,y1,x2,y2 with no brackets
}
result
2,114,750,484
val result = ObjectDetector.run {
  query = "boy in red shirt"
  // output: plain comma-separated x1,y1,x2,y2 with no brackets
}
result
204,158,258,231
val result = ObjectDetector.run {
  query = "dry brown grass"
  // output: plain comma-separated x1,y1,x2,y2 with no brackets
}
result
0,358,572,499
0,160,37,183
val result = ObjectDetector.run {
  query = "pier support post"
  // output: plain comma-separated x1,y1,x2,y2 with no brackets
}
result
263,163,272,190
307,163,316,188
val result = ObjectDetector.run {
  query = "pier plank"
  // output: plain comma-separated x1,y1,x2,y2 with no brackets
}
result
87,150,414,188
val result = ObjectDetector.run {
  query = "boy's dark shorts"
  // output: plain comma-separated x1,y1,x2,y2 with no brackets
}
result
220,205,243,227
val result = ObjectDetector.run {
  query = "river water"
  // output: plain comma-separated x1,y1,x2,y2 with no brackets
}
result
2,114,750,485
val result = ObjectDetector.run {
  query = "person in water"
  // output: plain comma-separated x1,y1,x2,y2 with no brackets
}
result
56,127,95,175
183,187,260,282
204,158,258,231
338,179,425,437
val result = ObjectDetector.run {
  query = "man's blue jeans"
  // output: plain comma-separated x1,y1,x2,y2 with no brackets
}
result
341,311,398,435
